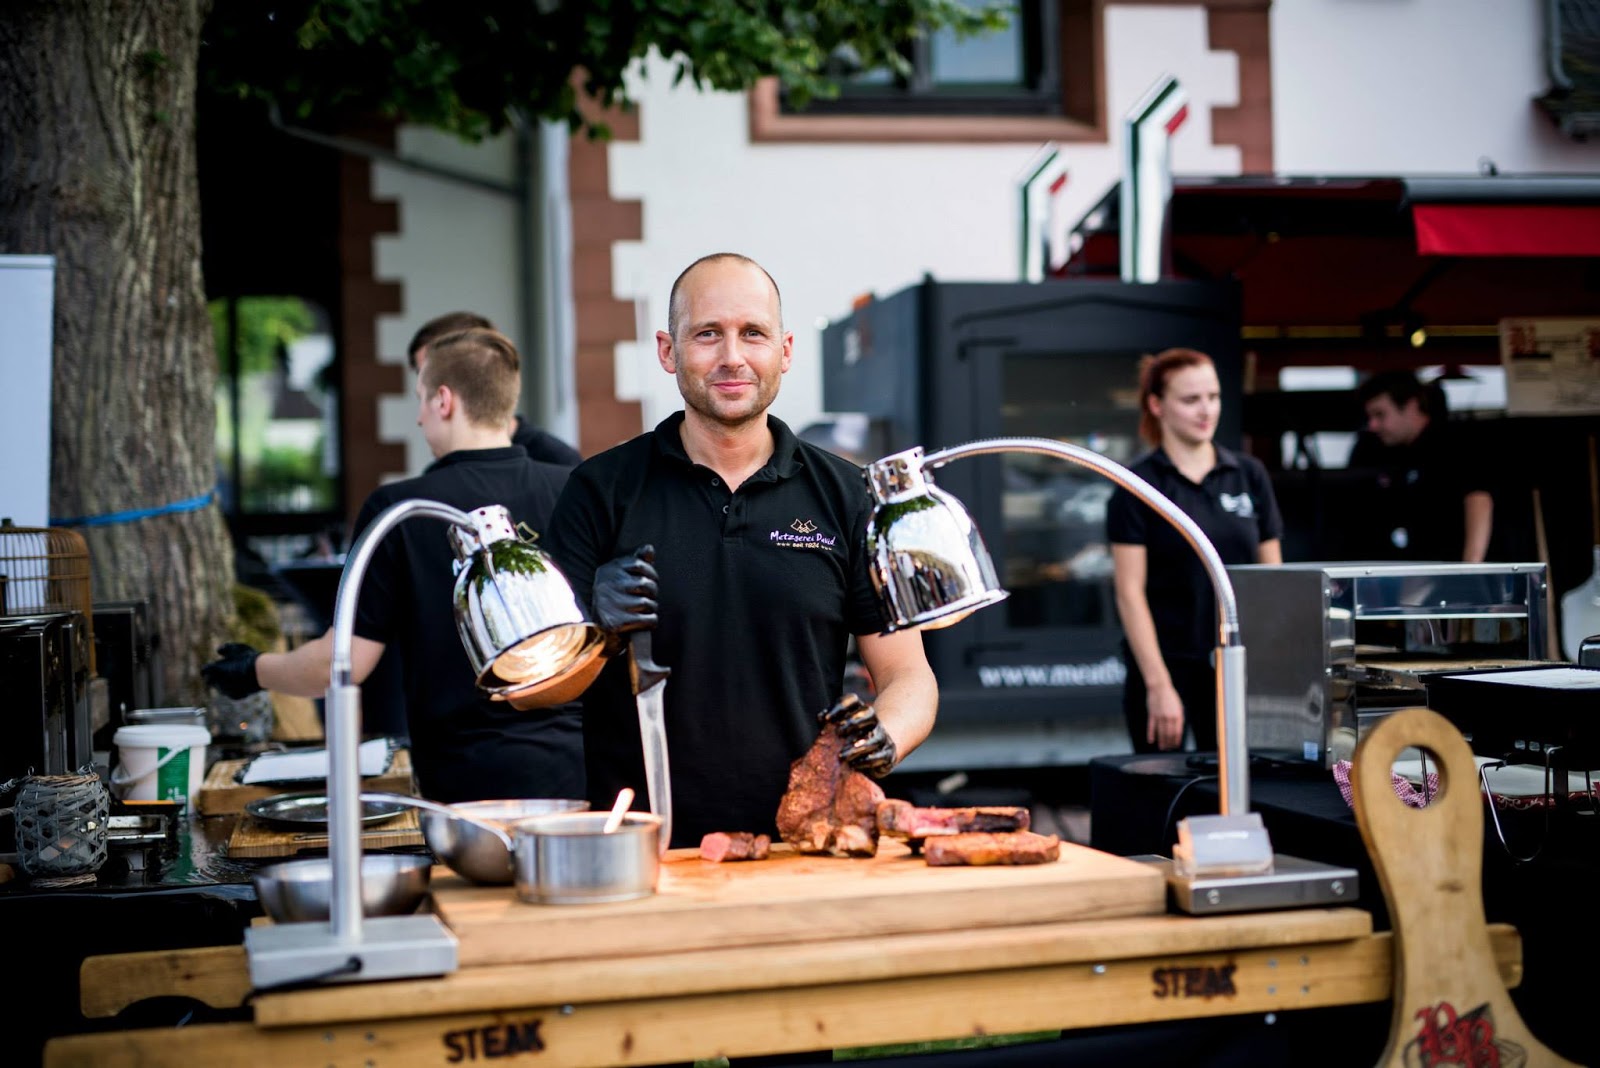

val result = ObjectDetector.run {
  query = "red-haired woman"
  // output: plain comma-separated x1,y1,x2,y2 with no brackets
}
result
1105,349,1282,753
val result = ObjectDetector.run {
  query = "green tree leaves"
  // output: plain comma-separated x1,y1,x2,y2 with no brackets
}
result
201,0,1008,140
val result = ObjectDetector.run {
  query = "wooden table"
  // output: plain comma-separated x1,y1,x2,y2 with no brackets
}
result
52,710,1569,1066
49,837,1522,1067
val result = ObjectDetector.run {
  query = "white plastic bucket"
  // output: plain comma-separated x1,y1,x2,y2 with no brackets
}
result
111,724,211,807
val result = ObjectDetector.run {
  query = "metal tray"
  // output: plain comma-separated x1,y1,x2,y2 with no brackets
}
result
244,792,408,831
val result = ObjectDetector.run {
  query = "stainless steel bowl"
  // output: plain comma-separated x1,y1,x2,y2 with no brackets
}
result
252,854,433,923
510,811,661,905
419,798,588,884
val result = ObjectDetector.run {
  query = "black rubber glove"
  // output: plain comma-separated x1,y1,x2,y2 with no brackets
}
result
821,693,898,778
202,642,262,699
592,545,659,656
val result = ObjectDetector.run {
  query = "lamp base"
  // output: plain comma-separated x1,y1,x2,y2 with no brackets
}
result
245,914,458,989
1152,854,1360,915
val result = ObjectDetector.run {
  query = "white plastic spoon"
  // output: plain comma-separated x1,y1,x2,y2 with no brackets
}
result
602,786,635,834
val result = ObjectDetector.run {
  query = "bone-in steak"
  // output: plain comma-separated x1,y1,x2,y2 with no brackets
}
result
776,724,884,856
923,831,1061,867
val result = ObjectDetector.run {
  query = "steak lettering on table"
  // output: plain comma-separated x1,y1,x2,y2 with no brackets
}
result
442,1018,545,1061
1151,962,1238,999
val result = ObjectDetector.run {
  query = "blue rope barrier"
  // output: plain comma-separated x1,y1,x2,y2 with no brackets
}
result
51,489,217,528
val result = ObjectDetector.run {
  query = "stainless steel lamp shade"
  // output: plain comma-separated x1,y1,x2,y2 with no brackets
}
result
864,437,1248,815
449,507,605,695
864,448,1009,632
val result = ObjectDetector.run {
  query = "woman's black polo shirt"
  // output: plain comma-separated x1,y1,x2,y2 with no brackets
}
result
544,412,884,847
1105,445,1283,662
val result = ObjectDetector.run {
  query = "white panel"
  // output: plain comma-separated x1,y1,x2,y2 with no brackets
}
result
0,256,55,527
373,128,523,475
1273,0,1597,173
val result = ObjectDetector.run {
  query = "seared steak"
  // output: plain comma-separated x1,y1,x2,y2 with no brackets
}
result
923,831,1061,867
776,725,885,856
700,831,772,862
877,799,1031,839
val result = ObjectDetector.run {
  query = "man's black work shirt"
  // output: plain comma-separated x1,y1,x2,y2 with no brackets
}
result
545,412,884,847
1345,422,1490,561
511,415,583,468
1106,445,1283,662
353,446,584,803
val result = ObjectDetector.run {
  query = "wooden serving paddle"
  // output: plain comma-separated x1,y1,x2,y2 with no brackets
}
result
1352,707,1577,1067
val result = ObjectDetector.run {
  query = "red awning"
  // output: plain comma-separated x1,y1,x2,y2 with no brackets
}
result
1413,204,1600,257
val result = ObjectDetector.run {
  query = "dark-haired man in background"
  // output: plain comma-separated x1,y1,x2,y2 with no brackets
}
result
1347,369,1493,562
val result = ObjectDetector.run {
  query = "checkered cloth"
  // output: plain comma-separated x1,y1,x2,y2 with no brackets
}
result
1332,759,1440,809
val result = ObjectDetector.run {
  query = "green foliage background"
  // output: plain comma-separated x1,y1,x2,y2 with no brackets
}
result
201,0,1008,140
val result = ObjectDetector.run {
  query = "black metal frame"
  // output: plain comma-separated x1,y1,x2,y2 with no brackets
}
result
782,0,1061,117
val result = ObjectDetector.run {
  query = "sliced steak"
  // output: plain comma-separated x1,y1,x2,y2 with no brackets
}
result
776,725,885,857
923,831,1061,867
700,832,772,863
876,799,1031,839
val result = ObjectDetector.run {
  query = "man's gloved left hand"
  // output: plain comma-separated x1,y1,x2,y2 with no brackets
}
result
820,693,898,778
201,642,262,699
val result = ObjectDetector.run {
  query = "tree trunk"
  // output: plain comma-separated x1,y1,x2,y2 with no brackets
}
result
0,0,232,704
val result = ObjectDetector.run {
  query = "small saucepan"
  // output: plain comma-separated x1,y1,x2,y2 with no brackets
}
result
509,810,662,905
426,798,588,884
361,793,660,903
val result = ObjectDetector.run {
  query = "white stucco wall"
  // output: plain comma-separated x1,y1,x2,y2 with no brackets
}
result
609,4,1240,436
1272,0,1598,174
372,127,522,476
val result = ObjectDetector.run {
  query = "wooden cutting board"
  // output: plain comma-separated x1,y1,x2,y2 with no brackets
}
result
197,748,415,816
226,809,424,858
432,839,1167,968
1353,708,1577,1067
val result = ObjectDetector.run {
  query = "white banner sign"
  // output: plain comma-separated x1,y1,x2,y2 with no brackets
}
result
1499,317,1600,415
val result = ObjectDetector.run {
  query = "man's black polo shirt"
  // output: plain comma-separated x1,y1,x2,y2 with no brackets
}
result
511,415,583,468
1345,422,1490,561
352,446,585,803
545,412,883,847
1105,445,1283,662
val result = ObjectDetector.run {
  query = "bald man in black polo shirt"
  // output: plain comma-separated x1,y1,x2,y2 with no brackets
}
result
542,253,938,849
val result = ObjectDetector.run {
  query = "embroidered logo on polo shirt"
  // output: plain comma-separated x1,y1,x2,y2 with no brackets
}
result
771,518,836,551
1219,492,1256,518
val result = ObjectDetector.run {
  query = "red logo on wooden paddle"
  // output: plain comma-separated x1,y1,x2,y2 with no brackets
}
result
1404,1001,1525,1067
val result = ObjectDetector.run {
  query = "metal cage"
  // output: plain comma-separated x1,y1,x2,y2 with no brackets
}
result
0,518,94,673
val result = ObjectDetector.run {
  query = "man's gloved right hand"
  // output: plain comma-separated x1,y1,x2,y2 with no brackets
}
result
592,545,659,656
201,642,263,699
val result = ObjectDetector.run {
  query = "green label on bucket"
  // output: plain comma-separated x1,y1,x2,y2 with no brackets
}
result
156,746,190,805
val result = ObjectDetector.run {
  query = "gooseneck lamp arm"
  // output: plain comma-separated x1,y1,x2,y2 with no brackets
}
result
872,437,1248,816
325,498,476,941
919,438,1241,645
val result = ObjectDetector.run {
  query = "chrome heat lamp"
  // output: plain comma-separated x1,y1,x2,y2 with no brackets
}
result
864,439,1358,915
245,500,604,988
